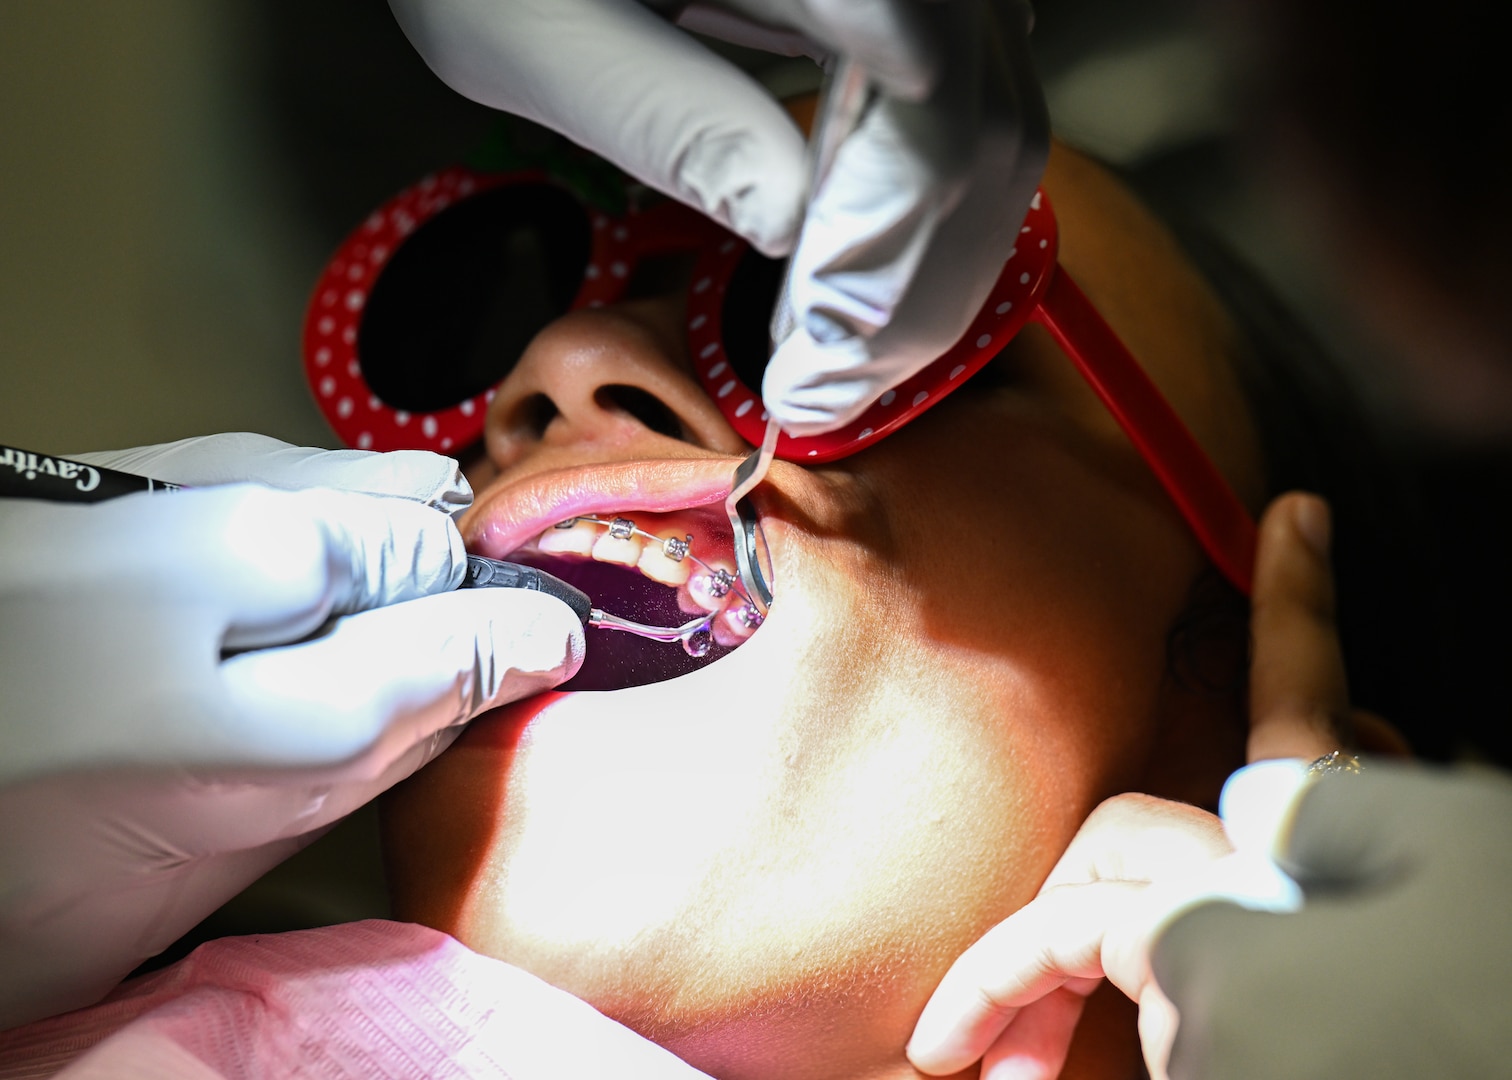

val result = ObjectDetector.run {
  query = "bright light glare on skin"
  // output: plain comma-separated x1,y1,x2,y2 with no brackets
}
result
493,693,782,946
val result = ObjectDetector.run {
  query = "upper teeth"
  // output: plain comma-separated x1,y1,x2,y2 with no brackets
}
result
535,514,765,648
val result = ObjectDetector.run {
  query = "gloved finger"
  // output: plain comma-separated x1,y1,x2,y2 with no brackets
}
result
39,484,462,646
977,984,1092,1080
763,0,1047,434
1247,492,1353,762
1149,896,1385,1080
1277,763,1453,885
70,433,471,513
217,588,584,772
907,880,1147,1075
391,0,807,255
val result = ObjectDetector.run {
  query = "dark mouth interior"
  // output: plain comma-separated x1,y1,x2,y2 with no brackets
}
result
510,553,739,691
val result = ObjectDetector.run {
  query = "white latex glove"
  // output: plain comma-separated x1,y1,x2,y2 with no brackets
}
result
0,433,585,1029
387,0,1049,437
1153,761,1512,1080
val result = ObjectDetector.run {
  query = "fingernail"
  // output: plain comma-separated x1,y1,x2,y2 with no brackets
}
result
1293,495,1331,559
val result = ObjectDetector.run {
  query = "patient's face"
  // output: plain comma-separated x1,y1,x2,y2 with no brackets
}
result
382,145,1262,1080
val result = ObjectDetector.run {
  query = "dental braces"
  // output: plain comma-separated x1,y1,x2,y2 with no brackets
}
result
558,515,765,657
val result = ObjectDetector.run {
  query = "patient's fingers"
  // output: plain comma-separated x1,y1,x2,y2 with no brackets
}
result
907,881,1143,1075
1247,493,1353,762
978,985,1090,1080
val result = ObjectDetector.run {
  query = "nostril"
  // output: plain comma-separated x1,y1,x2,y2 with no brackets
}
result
519,393,559,439
597,385,686,440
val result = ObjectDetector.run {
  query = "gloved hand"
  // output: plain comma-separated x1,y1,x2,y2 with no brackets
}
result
387,0,1049,436
0,433,585,1029
1152,761,1512,1080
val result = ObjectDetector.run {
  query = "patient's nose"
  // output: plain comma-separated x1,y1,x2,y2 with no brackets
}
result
483,299,750,470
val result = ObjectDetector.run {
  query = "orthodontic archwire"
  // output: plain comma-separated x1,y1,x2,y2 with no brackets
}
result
552,515,765,657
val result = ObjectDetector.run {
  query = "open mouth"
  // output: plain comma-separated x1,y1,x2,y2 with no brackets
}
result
464,460,769,691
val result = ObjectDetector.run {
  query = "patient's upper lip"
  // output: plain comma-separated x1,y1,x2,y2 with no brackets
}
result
463,458,745,559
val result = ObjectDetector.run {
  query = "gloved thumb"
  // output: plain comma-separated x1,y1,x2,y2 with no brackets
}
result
217,588,585,773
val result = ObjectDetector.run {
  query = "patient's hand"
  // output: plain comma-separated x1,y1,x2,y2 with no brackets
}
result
905,793,1231,1080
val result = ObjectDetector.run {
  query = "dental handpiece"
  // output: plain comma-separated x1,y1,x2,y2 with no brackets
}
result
0,443,713,649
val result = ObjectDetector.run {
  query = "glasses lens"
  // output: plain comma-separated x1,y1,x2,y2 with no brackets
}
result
719,248,786,391
359,182,590,413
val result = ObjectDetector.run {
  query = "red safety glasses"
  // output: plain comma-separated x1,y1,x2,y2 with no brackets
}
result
303,166,1257,592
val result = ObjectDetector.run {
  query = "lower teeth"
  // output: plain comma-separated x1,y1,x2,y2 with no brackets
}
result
550,515,766,652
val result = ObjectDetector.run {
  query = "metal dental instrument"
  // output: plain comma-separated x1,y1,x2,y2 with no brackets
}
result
726,57,872,615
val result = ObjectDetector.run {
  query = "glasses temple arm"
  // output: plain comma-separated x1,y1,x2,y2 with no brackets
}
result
1033,266,1258,595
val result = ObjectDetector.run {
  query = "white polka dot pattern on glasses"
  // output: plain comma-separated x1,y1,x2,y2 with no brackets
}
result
305,165,597,453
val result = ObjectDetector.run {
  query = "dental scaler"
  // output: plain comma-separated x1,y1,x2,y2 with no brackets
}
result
0,443,729,654
726,59,871,612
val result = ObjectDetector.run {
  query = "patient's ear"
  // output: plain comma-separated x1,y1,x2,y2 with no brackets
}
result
1140,571,1250,812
